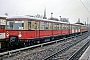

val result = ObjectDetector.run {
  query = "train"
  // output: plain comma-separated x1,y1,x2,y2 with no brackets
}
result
0,15,7,49
0,15,88,48
5,15,88,47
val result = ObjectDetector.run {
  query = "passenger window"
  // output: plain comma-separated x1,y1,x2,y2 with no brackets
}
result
45,22,48,30
41,22,48,30
62,24,65,30
59,24,62,30
54,24,57,30
50,23,53,30
41,22,45,30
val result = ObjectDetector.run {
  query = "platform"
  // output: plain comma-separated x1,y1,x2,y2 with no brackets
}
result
79,45,90,60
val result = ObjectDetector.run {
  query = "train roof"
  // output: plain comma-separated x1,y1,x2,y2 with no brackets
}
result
0,15,8,18
71,23,87,27
7,16,70,24
6,16,87,26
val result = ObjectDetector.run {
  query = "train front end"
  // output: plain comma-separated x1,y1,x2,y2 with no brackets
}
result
6,17,24,47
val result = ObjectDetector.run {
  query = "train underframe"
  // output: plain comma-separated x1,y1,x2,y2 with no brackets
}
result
7,31,88,47
0,39,9,49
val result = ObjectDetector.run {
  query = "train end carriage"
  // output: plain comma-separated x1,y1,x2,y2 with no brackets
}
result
80,25,88,34
72,24,88,36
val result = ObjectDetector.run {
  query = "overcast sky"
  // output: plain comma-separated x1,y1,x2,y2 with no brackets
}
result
0,0,90,24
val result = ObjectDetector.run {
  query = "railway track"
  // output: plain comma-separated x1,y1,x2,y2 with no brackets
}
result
45,34,90,60
1,32,88,60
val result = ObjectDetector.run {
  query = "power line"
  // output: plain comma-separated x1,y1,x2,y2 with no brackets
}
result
86,0,90,7
80,0,90,25
80,0,90,13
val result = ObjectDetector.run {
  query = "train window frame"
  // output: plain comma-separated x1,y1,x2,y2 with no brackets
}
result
57,24,59,30
34,21,40,30
6,20,14,30
64,24,66,30
28,20,31,30
41,21,45,30
66,24,68,29
62,24,65,30
54,23,57,30
34,22,37,30
40,21,49,30
59,24,62,30
49,22,53,30
13,20,24,30
44,22,49,30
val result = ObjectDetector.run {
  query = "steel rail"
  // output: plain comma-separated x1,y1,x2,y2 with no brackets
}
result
43,34,89,60
67,37,90,60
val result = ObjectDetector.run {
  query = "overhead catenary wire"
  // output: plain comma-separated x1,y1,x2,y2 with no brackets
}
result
86,0,90,7
79,0,90,25
80,0,90,13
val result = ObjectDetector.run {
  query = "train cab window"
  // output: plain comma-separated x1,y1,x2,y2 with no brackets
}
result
14,20,24,30
28,20,31,30
6,20,14,30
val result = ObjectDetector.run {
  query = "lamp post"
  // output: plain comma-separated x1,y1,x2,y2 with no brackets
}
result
51,12,53,18
59,16,61,21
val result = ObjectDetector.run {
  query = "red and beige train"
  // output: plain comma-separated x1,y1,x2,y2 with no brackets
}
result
0,15,88,47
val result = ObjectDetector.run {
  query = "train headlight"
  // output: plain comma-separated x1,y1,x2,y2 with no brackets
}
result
18,32,22,38
6,31,9,37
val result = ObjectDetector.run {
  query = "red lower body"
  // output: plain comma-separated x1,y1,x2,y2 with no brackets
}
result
6,30,69,40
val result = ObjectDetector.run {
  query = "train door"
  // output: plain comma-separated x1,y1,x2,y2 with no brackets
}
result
35,21,40,38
